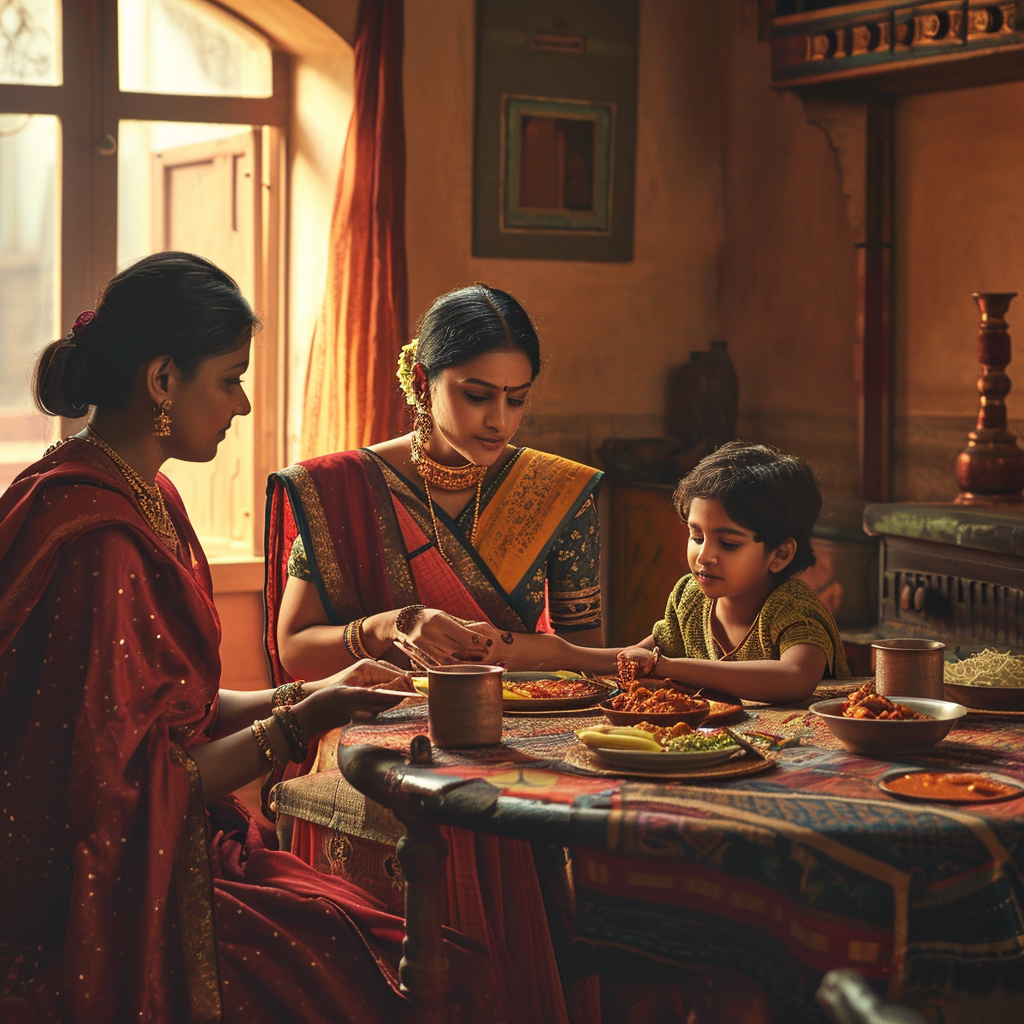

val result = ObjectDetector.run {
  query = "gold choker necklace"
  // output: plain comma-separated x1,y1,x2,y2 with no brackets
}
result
410,436,487,491
84,427,179,552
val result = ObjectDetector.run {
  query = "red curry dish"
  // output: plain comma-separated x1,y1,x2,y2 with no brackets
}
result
840,682,930,721
885,771,1020,802
502,678,601,699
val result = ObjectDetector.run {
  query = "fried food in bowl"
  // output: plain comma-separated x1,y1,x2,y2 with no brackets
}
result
811,691,966,756
601,681,710,728
840,682,928,720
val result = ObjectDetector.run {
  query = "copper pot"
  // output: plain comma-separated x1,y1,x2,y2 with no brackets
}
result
427,664,503,748
872,639,945,700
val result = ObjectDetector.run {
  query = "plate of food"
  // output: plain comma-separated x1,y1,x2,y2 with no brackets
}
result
574,723,741,770
600,681,710,728
412,672,616,711
878,769,1024,804
943,648,1024,711
810,681,966,755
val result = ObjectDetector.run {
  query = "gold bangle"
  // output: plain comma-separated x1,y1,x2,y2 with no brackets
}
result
272,706,309,763
272,680,305,708
344,617,371,661
251,718,279,767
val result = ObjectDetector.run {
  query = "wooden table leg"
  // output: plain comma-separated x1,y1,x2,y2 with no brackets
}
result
396,820,449,1022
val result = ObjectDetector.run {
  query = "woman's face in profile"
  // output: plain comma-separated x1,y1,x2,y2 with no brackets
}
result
427,348,533,467
166,339,252,462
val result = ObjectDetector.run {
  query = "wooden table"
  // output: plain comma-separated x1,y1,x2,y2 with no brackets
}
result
273,697,1024,1024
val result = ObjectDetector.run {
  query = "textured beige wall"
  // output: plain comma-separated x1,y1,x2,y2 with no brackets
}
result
403,0,727,465
894,81,1024,501
402,0,866,498
716,4,859,497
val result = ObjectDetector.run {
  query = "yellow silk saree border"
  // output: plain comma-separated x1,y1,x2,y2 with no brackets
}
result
174,748,224,1023
474,449,601,598
276,465,353,622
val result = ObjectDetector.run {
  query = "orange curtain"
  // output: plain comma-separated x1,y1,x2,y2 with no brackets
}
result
301,0,408,457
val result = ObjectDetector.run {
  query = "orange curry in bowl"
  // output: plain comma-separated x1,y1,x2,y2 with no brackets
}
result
884,771,1021,802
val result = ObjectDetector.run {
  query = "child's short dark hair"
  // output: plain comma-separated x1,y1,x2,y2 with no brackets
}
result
672,441,821,581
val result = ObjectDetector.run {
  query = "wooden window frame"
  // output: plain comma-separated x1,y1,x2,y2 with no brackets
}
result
0,0,289,557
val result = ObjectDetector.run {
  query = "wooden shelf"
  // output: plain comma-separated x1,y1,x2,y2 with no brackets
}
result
766,1,1024,93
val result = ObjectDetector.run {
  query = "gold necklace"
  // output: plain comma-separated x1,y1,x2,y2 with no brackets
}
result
84,427,179,552
410,434,487,491
422,473,485,568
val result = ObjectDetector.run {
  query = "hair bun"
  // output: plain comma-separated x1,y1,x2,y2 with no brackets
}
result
33,339,90,418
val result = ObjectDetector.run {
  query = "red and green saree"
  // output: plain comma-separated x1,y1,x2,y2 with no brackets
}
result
264,446,604,686
263,446,604,1024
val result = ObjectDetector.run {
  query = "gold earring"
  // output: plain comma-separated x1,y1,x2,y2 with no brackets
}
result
411,406,433,463
153,399,172,437
412,401,432,447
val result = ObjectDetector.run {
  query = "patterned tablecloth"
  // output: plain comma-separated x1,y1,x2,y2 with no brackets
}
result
277,697,1024,1024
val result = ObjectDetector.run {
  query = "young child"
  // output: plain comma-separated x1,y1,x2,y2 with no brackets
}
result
613,441,849,704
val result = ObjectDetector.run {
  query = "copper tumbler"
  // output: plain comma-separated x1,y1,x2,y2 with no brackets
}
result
872,639,946,700
427,664,504,748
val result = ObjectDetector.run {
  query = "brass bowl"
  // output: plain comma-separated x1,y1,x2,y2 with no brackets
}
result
599,697,710,730
809,697,967,756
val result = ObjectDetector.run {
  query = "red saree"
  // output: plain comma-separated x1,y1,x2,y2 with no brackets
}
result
263,447,604,1024
0,440,492,1024
264,447,603,687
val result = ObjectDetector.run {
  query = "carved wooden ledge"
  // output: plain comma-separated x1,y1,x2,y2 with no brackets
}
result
767,1,1024,92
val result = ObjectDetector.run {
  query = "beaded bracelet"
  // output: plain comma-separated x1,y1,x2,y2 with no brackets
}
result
343,617,371,661
272,706,309,763
395,603,426,636
271,680,305,709
251,718,279,767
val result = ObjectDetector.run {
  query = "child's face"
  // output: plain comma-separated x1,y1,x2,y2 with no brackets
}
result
685,497,790,601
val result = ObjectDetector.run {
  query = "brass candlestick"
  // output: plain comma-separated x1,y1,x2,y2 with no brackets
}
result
954,291,1024,504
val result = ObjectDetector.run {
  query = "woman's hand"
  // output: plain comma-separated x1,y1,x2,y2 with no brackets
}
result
394,608,496,666
296,659,417,738
302,658,413,693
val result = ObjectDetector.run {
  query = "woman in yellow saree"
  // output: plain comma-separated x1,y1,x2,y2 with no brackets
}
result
265,284,604,684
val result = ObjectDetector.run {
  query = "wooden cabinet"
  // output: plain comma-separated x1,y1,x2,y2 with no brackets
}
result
864,504,1024,651
763,1,1024,92
606,484,688,647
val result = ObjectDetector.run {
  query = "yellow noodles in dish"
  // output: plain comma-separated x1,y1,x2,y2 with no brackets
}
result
944,648,1024,687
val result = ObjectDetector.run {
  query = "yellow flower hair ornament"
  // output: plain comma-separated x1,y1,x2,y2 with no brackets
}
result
396,337,420,407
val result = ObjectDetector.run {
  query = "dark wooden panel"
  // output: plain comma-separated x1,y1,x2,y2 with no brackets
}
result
606,485,687,647
878,536,1024,648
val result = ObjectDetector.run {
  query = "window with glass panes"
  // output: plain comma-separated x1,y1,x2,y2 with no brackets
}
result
0,0,287,557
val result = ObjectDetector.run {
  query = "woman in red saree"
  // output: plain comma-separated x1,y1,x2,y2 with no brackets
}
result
0,253,492,1024
265,284,605,1024
268,283,604,685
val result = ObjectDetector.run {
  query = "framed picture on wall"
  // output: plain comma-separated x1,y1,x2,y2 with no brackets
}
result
473,0,638,261
501,96,614,235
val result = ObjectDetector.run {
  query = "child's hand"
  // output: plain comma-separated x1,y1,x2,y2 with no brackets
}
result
617,646,661,683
